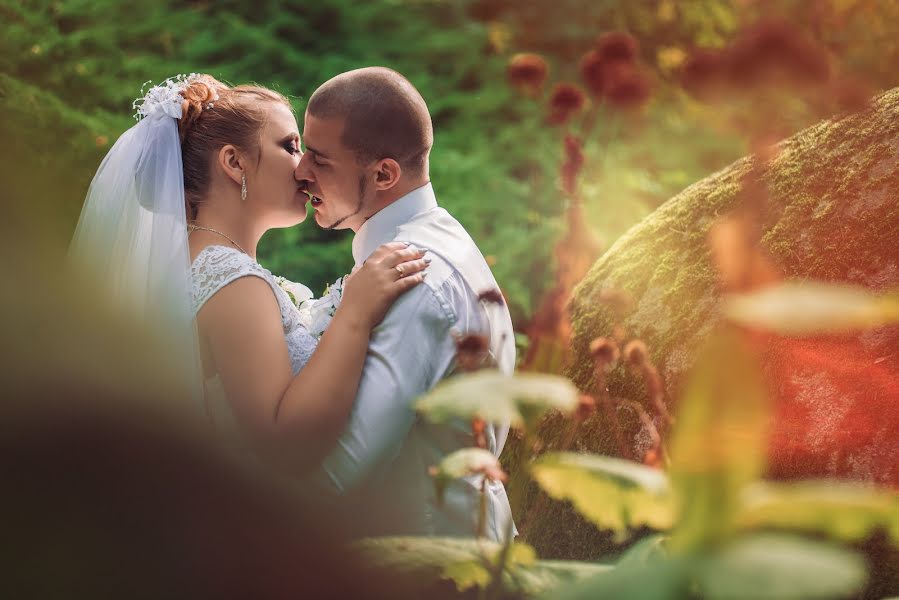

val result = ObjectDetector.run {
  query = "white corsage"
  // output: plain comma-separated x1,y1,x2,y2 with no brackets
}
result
304,276,345,338
274,276,314,308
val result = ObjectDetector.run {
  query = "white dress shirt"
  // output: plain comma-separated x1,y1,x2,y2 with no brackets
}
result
313,183,516,541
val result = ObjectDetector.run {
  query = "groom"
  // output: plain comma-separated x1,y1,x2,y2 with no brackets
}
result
295,67,516,540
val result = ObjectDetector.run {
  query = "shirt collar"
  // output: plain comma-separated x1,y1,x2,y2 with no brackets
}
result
352,182,437,265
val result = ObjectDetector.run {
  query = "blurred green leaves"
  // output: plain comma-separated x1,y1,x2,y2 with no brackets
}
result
531,453,674,538
415,370,579,430
725,281,899,335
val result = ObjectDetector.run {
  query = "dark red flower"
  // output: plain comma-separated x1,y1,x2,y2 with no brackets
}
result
589,336,620,367
477,288,506,306
548,82,587,125
726,19,830,89
595,31,639,63
576,394,598,422
454,332,490,372
603,63,652,110
623,339,648,369
579,49,608,97
507,53,549,95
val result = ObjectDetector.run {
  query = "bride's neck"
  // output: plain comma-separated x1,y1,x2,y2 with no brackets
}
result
191,189,264,260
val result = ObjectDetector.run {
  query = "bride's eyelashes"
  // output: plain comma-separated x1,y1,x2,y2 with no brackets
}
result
283,141,301,155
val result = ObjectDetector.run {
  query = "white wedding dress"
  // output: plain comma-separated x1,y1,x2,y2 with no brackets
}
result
190,245,319,437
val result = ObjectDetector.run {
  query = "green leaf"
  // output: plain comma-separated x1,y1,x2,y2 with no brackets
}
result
616,534,669,568
351,536,596,597
549,559,689,600
429,448,506,504
667,329,769,553
736,481,899,545
415,370,580,429
531,452,675,538
694,534,867,600
724,281,899,335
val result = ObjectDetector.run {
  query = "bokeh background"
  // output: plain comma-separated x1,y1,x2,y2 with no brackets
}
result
7,0,896,329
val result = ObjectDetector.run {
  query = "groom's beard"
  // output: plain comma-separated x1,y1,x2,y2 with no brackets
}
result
325,175,368,230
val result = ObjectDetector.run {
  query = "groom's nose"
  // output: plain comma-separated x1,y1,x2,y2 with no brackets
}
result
294,152,314,184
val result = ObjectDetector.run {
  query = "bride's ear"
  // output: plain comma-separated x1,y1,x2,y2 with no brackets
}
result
217,144,245,187
373,158,402,191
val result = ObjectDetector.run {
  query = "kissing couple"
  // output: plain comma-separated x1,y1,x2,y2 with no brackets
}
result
70,67,516,541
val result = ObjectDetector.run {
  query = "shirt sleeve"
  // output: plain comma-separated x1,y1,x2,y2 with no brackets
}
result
316,281,456,492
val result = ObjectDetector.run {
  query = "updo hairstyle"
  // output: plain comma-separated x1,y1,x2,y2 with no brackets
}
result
176,75,291,220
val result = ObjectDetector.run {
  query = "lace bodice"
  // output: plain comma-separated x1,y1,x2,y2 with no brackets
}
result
190,244,318,386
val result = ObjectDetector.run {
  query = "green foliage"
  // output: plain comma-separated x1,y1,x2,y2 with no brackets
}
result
430,447,505,504
725,281,899,335
3,0,563,320
737,481,899,545
350,536,607,597
693,534,867,600
666,329,770,553
530,453,674,538
415,370,579,430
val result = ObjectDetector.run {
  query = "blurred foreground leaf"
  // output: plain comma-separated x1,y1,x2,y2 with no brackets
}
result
415,371,579,429
736,481,899,544
725,282,899,335
695,534,867,600
351,537,606,597
531,452,675,538
668,329,769,553
429,448,506,505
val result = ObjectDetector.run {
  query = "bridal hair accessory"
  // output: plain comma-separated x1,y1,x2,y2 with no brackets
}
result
131,73,219,121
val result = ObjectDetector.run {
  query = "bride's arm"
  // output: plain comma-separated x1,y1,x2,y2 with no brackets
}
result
198,242,428,471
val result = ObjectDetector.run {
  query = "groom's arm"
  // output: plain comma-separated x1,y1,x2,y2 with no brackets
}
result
317,278,457,492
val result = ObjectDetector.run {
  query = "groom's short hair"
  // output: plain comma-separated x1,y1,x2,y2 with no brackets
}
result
306,67,433,177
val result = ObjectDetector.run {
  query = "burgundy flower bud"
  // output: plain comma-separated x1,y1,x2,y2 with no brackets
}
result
727,19,830,89
507,53,549,94
623,339,649,369
595,31,640,63
477,289,506,306
548,82,587,125
589,337,620,366
603,63,652,110
579,49,608,97
454,332,490,372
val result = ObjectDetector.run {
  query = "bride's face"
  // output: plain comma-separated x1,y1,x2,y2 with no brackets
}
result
248,102,308,228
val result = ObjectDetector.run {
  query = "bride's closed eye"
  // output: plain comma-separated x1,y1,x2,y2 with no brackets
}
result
283,141,301,155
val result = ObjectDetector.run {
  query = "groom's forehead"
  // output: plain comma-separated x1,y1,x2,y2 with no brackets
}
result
303,113,347,151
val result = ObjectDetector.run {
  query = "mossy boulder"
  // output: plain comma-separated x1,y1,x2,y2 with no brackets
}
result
523,87,899,560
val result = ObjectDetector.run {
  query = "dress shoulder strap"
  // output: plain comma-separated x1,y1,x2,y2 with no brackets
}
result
190,245,273,316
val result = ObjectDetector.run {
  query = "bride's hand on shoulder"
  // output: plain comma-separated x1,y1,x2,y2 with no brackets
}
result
339,242,430,328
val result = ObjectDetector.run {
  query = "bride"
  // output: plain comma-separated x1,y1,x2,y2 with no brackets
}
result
69,74,429,471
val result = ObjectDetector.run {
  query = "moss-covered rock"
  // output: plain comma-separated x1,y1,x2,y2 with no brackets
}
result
523,87,899,559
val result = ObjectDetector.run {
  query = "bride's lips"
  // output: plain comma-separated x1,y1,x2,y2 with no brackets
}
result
310,196,323,207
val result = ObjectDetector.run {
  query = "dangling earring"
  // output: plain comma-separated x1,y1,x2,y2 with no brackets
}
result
240,173,247,201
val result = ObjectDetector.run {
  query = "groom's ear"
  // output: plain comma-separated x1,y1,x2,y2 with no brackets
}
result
218,144,245,186
373,158,402,191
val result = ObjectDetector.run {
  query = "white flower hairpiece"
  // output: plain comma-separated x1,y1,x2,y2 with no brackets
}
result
131,73,220,121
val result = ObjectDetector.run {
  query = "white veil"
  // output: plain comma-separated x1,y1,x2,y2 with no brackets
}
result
69,76,205,411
